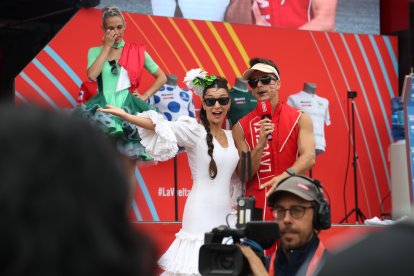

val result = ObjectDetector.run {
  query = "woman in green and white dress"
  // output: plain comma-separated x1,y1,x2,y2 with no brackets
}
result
76,6,166,196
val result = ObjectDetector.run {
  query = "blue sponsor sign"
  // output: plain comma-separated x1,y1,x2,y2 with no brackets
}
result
403,74,414,202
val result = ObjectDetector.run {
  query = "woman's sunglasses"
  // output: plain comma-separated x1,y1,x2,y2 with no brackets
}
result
248,76,277,88
204,97,230,107
108,60,118,75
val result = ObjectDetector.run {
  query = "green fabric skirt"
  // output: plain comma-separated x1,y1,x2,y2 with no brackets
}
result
74,92,153,161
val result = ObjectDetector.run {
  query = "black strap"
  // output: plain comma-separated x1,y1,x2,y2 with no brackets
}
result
97,74,103,94
247,150,252,196
240,151,252,197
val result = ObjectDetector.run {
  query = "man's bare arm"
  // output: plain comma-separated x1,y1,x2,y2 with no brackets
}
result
260,112,315,197
299,0,337,31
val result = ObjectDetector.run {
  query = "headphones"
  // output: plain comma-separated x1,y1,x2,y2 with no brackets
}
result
275,175,331,230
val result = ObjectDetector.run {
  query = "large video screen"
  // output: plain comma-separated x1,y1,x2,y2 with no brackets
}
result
98,0,379,34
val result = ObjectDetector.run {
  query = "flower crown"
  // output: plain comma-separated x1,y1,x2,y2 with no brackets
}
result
183,68,217,97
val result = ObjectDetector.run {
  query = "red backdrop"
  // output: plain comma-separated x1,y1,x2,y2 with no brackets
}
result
15,8,398,224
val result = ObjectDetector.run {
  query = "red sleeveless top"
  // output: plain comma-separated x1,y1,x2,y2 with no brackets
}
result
238,102,301,221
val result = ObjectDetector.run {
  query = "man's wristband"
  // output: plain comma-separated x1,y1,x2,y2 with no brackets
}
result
285,167,296,176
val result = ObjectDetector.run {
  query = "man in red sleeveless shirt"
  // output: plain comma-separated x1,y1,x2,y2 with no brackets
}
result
233,57,315,222
239,176,331,276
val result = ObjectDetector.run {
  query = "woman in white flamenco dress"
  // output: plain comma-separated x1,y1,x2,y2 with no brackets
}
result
98,70,242,275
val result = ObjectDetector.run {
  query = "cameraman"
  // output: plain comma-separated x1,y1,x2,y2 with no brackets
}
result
239,176,331,276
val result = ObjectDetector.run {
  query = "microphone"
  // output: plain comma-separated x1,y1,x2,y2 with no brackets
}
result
256,100,272,141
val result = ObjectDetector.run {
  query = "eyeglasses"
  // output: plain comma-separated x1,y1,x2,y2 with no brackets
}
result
271,205,313,220
248,76,277,88
204,97,230,107
108,60,118,75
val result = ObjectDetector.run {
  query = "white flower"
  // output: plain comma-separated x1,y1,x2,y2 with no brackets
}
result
183,68,207,97
183,68,207,88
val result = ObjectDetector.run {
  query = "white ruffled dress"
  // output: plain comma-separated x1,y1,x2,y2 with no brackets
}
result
137,110,242,275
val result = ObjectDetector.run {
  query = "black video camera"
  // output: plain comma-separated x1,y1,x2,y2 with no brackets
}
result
198,198,279,275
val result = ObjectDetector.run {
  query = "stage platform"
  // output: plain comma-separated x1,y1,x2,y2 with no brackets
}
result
134,222,385,257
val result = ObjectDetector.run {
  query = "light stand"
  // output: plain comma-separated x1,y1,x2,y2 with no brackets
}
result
340,91,367,224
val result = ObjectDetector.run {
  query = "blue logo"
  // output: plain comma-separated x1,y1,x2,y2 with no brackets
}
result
180,91,190,102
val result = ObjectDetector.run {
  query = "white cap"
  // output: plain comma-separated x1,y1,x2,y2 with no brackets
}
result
242,63,280,80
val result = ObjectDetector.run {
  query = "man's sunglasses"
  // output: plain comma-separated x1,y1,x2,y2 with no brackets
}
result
248,76,277,88
204,97,230,107
109,60,118,75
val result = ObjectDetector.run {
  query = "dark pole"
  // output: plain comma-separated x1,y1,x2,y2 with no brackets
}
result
351,98,359,223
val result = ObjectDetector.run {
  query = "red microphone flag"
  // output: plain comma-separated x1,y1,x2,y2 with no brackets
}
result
256,100,273,141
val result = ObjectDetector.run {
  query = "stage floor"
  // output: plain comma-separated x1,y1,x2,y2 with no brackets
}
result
134,222,385,258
